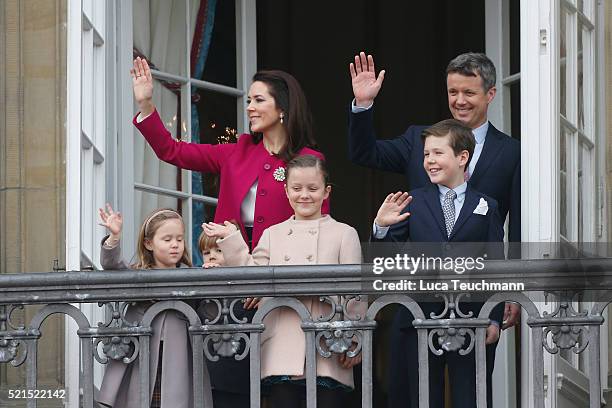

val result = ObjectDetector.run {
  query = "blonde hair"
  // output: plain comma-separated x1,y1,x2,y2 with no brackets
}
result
134,209,192,269
197,219,240,255
198,231,220,254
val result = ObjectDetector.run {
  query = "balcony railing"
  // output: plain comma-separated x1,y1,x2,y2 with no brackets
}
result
0,258,611,408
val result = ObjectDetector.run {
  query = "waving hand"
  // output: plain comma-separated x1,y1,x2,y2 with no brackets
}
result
349,52,386,108
130,57,155,117
374,192,412,227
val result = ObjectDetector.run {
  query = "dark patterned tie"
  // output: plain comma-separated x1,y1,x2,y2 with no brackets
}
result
442,189,457,237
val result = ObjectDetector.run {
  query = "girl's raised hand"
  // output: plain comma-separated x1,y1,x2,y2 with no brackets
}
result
202,221,238,239
98,203,123,237
130,57,155,116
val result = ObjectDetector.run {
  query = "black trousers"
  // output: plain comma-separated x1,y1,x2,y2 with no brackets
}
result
212,389,251,408
267,383,343,408
387,312,497,408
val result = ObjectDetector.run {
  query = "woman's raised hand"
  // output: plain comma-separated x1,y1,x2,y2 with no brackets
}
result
130,57,155,117
98,203,123,238
349,52,386,108
202,221,238,240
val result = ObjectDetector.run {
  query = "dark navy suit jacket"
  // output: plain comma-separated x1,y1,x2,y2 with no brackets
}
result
375,183,505,327
349,108,521,242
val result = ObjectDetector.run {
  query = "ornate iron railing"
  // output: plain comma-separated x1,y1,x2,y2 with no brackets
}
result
0,259,611,408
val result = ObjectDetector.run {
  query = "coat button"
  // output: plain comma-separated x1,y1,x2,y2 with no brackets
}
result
306,255,314,262
308,229,317,235
256,216,264,223
263,163,271,171
284,255,291,261
287,229,293,235
258,189,267,196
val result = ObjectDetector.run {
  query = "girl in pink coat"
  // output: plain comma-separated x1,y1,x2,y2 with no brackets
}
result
131,57,329,249
204,155,365,408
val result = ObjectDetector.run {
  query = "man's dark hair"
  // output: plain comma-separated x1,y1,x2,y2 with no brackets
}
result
421,119,476,170
446,52,496,91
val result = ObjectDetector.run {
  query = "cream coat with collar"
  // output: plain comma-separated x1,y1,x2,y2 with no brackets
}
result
218,215,364,388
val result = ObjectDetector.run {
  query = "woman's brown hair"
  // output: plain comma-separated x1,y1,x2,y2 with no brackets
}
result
250,70,318,162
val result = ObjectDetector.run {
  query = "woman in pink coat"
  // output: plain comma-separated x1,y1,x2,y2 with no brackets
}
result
131,57,329,249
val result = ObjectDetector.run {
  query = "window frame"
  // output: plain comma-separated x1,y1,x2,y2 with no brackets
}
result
116,0,257,260
559,0,599,244
66,0,118,401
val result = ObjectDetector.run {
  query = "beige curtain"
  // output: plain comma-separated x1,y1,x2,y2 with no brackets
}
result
132,0,200,225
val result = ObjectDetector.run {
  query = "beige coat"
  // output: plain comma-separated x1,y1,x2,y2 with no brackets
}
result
218,215,365,388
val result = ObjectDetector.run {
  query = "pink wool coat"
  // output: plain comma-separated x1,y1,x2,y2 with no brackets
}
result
134,110,329,248
217,215,365,388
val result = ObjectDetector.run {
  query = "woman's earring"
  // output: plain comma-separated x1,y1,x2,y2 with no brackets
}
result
280,112,284,124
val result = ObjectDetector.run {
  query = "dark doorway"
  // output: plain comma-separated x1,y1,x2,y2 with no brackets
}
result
256,0,485,239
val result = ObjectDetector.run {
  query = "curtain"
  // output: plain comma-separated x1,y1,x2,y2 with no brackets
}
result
132,0,200,226
190,0,217,265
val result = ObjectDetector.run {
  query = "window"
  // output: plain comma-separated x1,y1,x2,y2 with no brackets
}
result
559,0,599,245
486,0,521,141
128,0,256,265
66,0,117,399
81,0,108,269
558,0,602,374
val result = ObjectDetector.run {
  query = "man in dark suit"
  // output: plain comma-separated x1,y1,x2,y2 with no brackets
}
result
348,52,519,244
348,52,521,319
372,119,505,408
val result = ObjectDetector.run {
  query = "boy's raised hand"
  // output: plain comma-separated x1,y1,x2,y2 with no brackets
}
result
374,192,412,227
98,203,123,238
202,221,238,239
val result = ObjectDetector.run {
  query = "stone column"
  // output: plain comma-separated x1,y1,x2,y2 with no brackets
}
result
0,0,67,403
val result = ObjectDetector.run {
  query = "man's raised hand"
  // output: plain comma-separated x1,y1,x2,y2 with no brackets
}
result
349,52,386,108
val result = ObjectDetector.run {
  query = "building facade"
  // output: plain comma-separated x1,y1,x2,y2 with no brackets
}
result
1,0,611,406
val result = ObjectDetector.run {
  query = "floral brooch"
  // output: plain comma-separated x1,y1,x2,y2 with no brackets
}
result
273,166,286,182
